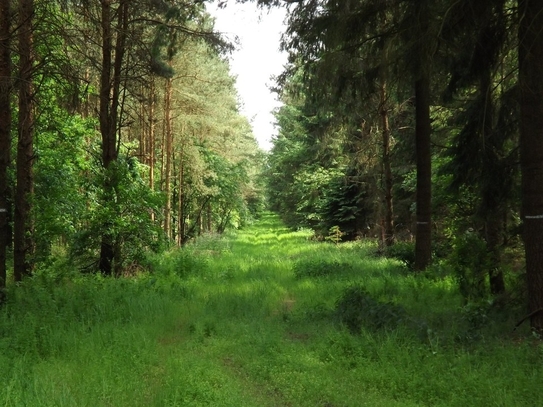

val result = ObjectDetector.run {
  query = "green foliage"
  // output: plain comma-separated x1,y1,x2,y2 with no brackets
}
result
317,170,375,240
450,232,490,302
33,111,94,262
70,155,165,272
335,285,408,334
324,225,343,245
384,241,416,270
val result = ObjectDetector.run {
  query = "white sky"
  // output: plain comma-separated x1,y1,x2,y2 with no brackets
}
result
207,2,288,151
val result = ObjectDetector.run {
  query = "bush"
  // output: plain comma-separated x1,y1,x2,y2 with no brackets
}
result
335,285,407,334
384,241,416,269
450,232,490,302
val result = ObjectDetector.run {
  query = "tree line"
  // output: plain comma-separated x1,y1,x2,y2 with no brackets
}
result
265,0,543,332
0,1,265,283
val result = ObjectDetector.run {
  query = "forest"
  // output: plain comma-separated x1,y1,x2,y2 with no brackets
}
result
1,0,543,405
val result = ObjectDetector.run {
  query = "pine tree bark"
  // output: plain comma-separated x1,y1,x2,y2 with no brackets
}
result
98,0,128,275
414,73,432,271
379,80,395,247
177,155,184,246
14,0,35,282
149,77,156,191
163,76,173,239
0,0,11,288
413,0,432,271
519,0,543,333
480,73,506,296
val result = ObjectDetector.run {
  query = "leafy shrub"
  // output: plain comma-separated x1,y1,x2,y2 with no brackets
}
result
450,232,489,301
70,156,166,274
384,241,416,269
293,259,354,279
335,285,407,334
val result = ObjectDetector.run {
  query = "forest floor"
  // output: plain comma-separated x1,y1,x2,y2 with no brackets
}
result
0,213,542,406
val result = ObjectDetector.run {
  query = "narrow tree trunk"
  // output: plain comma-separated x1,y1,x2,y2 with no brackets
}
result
149,77,156,191
485,211,506,294
14,0,34,281
414,73,432,271
98,0,128,275
519,0,543,333
163,76,173,239
139,85,146,163
0,0,11,288
177,155,184,246
379,80,394,247
207,202,212,233
480,74,506,296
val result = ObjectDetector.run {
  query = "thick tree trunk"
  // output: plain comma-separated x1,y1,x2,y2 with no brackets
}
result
0,0,11,288
14,0,35,282
98,0,114,275
414,74,432,271
519,0,543,333
413,0,432,271
379,80,394,247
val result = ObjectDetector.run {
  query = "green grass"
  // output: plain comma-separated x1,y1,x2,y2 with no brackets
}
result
0,212,542,406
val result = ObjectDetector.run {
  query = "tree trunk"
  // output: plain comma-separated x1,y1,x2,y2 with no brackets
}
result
379,80,394,247
207,202,212,233
14,0,35,282
98,0,128,275
413,0,432,271
139,85,146,164
177,154,184,246
519,0,543,333
480,73,506,296
485,210,506,294
0,0,11,288
414,74,432,271
163,76,173,239
149,76,156,191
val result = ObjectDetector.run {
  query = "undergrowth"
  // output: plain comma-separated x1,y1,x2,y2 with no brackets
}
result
0,213,540,406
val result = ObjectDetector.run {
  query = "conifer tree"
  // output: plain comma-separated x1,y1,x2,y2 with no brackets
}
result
0,0,11,288
14,0,35,281
519,0,543,332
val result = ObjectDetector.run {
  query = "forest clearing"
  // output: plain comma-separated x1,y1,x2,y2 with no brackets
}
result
0,213,541,406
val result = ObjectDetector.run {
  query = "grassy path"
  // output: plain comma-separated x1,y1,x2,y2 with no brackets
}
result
1,213,542,406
